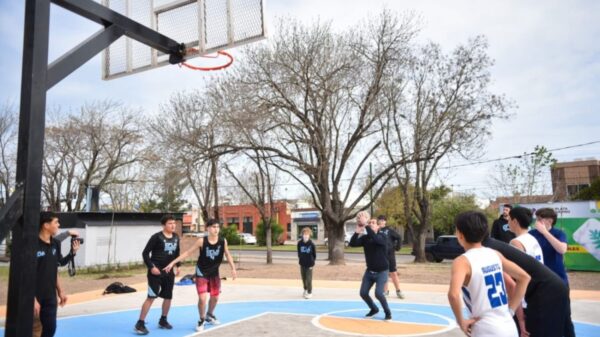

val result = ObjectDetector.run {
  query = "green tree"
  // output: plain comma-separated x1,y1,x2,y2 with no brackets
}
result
221,224,241,245
431,193,480,236
572,177,600,201
256,220,283,246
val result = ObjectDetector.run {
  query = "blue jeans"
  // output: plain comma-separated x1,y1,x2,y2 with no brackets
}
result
359,270,390,315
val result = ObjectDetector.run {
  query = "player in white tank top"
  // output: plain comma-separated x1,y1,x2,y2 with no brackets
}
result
461,247,518,336
448,211,530,337
513,233,544,263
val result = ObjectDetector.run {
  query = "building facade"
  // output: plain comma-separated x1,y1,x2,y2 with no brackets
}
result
552,159,600,200
216,201,292,243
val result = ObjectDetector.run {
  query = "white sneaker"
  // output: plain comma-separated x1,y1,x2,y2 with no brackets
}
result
305,292,312,299
196,319,205,332
303,290,307,298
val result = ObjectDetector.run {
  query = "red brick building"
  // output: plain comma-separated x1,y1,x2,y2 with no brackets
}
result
215,201,292,242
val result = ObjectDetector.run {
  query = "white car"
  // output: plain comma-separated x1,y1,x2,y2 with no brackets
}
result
324,232,353,247
238,233,257,245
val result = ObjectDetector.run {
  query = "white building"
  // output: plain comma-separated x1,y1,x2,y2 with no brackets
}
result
56,212,183,268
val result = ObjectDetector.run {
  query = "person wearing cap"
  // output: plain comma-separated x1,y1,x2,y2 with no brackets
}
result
377,215,405,299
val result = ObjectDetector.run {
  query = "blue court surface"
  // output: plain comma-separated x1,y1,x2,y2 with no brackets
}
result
2,300,599,336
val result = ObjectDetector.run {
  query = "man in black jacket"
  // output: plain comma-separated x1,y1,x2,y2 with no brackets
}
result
350,211,392,321
491,204,515,243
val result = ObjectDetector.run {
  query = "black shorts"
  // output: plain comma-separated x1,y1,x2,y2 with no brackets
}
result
387,253,397,272
147,271,175,299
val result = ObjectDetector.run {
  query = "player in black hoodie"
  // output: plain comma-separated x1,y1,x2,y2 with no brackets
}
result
297,227,317,299
349,211,392,321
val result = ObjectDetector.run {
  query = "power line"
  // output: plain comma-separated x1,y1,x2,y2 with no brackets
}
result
439,140,600,170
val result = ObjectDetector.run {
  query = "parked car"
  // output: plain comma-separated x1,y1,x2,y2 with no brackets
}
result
238,233,257,245
422,235,464,262
323,232,353,247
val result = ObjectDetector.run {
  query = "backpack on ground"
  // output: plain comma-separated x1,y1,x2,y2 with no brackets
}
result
102,282,137,295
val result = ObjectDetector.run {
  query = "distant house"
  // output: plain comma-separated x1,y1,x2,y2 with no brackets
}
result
55,212,183,267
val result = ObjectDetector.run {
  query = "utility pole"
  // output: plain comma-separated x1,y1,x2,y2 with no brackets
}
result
369,162,374,216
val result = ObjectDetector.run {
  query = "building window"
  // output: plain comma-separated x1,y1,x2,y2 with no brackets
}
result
243,216,253,234
567,184,590,196
226,217,239,230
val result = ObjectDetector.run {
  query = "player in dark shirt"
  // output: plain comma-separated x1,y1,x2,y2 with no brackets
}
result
164,219,237,332
36,212,80,337
377,215,404,299
483,236,572,337
134,215,181,335
349,211,392,321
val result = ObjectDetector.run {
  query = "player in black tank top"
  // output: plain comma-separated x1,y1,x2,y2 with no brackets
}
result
164,219,237,332
134,215,181,335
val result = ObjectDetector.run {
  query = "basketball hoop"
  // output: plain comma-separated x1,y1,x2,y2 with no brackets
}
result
180,48,234,71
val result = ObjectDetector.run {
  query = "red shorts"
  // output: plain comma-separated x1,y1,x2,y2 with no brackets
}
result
195,276,221,296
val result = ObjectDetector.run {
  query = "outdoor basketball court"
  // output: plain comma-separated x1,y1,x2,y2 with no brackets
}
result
2,278,599,337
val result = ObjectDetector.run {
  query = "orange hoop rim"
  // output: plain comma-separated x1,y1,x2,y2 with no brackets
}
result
180,49,234,71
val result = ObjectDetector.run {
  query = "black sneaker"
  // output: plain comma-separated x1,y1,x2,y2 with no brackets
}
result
158,317,172,330
384,313,392,321
365,308,379,318
134,321,149,335
196,319,205,332
206,313,220,325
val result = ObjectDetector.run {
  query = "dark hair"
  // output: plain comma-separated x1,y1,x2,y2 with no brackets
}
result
503,204,513,209
509,207,533,229
161,214,176,225
206,218,220,227
377,215,387,221
454,211,489,243
535,208,557,226
39,212,59,231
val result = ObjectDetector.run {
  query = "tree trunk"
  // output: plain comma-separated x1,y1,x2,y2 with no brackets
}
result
266,225,273,264
326,221,345,265
412,227,427,262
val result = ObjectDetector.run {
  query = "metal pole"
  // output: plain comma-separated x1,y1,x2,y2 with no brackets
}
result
5,1,51,336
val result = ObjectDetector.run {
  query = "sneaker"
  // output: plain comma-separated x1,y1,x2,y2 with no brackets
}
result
365,308,379,318
384,290,389,297
396,290,405,299
206,313,220,325
196,319,205,332
384,313,392,321
305,292,312,299
134,321,149,335
158,317,172,330
303,290,308,298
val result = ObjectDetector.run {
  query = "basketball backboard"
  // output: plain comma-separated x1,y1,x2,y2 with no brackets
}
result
101,0,266,79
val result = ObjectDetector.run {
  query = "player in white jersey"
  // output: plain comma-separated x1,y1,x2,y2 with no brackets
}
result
509,207,544,263
507,206,544,336
448,211,530,337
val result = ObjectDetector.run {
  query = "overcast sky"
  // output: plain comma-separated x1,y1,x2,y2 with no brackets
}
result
1,0,599,202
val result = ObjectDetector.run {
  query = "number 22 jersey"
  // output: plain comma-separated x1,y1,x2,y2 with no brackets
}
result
462,247,517,337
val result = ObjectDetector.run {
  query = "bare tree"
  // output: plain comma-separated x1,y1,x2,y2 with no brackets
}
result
224,149,278,264
0,102,17,205
488,145,556,201
149,91,224,223
380,36,511,262
69,100,143,210
214,11,420,264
